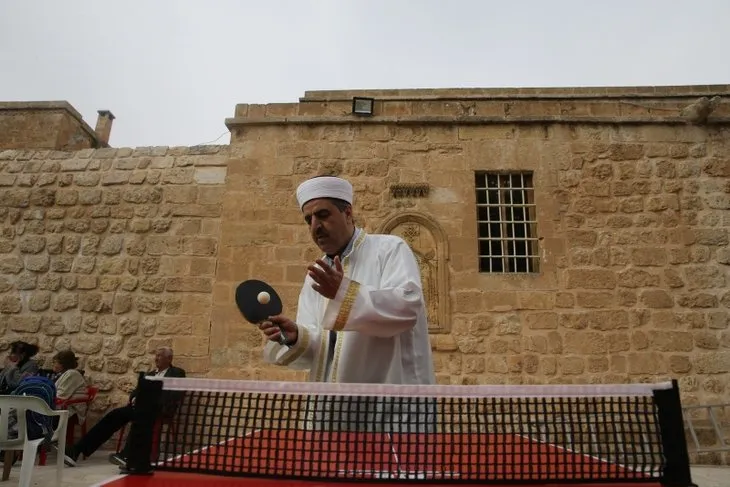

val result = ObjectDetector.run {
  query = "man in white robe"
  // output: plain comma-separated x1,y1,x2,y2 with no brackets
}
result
259,176,436,432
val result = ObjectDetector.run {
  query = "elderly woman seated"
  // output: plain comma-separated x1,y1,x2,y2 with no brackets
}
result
0,341,40,394
52,350,88,422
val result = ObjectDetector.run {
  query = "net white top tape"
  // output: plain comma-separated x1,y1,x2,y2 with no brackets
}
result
145,376,674,399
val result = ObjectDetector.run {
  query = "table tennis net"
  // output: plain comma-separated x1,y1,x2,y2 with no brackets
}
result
125,376,693,485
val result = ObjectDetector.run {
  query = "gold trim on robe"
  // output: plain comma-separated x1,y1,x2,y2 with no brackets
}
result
278,325,311,366
329,330,345,382
332,282,360,331
325,230,367,381
314,329,328,382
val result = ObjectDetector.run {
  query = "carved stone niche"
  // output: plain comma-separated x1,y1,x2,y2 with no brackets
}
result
378,212,450,334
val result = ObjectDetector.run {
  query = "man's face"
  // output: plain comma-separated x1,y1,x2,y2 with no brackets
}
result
155,349,172,370
302,198,353,256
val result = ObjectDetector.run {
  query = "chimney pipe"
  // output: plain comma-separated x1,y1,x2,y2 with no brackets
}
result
95,110,115,147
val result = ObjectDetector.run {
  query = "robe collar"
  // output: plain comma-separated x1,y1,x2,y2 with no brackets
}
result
324,227,362,266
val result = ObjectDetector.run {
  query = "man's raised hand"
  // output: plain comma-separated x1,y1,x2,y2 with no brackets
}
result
308,256,344,300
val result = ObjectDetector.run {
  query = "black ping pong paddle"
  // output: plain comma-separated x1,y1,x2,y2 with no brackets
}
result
235,279,287,345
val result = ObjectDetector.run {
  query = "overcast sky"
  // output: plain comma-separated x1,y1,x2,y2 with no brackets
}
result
1,0,728,148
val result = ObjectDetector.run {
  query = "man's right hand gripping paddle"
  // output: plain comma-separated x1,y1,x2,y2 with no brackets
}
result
235,279,295,346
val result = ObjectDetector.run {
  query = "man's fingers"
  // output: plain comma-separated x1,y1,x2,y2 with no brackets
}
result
259,321,282,338
264,315,296,335
334,256,344,274
314,259,332,273
259,322,280,338
311,259,339,281
307,264,329,282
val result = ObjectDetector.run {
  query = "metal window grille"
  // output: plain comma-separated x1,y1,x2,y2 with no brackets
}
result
474,172,539,273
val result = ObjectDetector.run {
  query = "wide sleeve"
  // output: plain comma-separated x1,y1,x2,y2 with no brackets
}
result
263,284,322,370
321,239,423,337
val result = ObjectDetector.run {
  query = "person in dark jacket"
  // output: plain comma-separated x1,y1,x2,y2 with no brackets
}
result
63,347,186,467
0,341,40,394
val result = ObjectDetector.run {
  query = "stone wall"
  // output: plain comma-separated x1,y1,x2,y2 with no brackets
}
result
0,145,228,414
0,85,729,461
216,86,730,462
217,119,730,406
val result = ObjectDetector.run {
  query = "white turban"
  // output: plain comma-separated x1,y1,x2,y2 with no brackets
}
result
296,176,353,209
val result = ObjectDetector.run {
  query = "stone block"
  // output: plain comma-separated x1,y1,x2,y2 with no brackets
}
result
101,171,129,185
640,290,674,308
194,167,227,184
174,336,210,357
565,269,617,289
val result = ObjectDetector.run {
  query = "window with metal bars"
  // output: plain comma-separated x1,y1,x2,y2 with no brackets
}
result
474,171,539,273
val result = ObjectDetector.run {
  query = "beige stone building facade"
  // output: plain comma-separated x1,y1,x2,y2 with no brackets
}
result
0,86,728,459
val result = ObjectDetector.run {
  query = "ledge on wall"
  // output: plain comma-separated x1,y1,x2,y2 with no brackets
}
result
224,85,730,135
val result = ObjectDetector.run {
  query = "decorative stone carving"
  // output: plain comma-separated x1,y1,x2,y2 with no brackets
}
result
390,183,430,199
378,212,450,333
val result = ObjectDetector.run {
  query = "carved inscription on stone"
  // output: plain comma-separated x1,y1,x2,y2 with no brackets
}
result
390,183,430,199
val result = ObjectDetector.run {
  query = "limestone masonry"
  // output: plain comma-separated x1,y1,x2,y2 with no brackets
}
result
0,86,729,461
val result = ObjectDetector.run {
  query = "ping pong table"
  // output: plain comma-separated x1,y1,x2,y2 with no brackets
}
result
94,430,664,486
90,375,695,487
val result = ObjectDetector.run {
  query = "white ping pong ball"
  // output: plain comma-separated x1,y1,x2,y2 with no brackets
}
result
257,291,270,304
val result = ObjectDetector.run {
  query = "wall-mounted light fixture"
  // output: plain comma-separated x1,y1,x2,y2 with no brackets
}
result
352,97,375,116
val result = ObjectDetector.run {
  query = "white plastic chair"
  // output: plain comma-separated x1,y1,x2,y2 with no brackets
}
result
0,395,69,487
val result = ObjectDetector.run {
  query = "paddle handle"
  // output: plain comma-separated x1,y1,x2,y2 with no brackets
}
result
276,326,288,346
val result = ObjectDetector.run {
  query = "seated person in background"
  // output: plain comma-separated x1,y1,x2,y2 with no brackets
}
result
53,350,88,423
0,341,40,394
63,347,186,467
